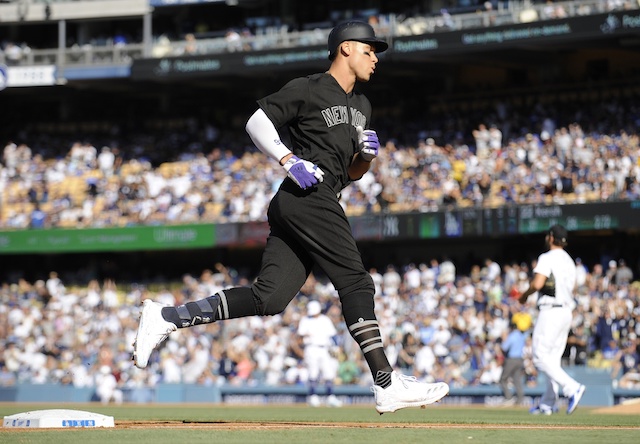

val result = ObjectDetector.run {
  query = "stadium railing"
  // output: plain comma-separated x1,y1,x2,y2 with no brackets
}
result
1,0,636,68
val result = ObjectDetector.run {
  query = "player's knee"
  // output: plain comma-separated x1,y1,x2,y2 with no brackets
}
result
340,290,375,325
253,291,291,316
260,300,290,316
338,273,375,299
251,283,296,316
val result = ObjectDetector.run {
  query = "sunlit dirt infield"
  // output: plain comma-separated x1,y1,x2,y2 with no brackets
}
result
2,402,638,432
103,401,640,431
111,420,639,430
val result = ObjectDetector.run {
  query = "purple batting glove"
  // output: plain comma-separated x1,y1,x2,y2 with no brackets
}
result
357,126,380,161
282,155,325,189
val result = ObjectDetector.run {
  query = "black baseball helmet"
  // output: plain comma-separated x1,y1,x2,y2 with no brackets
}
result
327,21,388,60
549,224,568,246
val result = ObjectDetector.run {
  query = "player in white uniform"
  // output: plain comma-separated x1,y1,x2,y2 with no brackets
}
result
518,224,586,414
297,300,342,407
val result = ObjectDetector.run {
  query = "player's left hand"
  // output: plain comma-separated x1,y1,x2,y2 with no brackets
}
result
356,126,379,162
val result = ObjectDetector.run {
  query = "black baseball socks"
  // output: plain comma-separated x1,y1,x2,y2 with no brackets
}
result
342,294,394,388
160,288,258,328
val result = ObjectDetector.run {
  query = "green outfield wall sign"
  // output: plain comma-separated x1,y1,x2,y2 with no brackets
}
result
0,224,215,253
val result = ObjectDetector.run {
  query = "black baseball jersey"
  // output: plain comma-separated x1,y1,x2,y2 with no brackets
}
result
257,73,372,191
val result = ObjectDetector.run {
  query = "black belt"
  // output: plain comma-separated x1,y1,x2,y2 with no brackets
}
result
322,172,344,195
282,173,343,197
538,304,564,310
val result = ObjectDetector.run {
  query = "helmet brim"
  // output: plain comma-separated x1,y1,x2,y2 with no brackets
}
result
328,38,389,60
356,37,389,53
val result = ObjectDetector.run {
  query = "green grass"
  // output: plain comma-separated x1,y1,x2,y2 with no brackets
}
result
1,403,639,444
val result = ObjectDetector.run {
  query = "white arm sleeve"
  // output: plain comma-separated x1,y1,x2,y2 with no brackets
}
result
245,108,292,163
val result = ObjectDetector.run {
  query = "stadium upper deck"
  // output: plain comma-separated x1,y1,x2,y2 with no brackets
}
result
1,0,638,69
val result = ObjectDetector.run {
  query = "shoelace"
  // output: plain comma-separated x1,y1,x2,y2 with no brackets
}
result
398,374,444,394
397,374,418,388
159,326,175,340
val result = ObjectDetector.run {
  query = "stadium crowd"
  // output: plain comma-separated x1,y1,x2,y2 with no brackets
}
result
0,255,638,403
2,115,639,229
1,3,640,402
2,90,639,402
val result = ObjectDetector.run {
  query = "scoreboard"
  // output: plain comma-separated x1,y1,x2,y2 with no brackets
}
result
350,201,636,241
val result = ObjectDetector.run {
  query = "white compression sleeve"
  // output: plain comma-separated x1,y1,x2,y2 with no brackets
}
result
245,108,292,163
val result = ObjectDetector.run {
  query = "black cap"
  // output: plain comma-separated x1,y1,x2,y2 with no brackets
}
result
549,224,568,245
327,21,388,60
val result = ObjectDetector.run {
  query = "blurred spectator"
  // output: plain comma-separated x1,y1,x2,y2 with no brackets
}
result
336,350,361,384
152,35,172,57
97,146,116,178
183,33,199,55
612,337,640,389
563,324,589,366
575,258,588,288
606,260,619,287
297,300,341,407
472,123,490,160
615,259,634,285
3,141,18,177
594,308,618,353
498,317,527,406
483,258,502,282
396,332,419,373
240,28,254,51
488,124,502,155
30,203,47,229
225,29,242,52
113,30,128,47
95,365,123,405
3,42,26,66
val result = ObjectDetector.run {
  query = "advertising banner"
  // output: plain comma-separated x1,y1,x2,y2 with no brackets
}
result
0,224,215,254
391,10,640,59
131,46,328,80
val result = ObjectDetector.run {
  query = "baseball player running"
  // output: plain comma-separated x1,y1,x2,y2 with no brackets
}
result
133,20,449,414
518,224,586,414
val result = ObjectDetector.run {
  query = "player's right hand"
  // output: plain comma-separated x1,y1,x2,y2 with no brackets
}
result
283,155,325,189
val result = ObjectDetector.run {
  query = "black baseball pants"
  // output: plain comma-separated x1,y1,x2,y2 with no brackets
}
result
250,178,375,315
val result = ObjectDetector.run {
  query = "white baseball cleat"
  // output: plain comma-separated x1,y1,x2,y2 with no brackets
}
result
371,371,450,414
308,394,322,407
529,404,556,415
326,394,343,408
567,384,586,414
132,299,177,369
